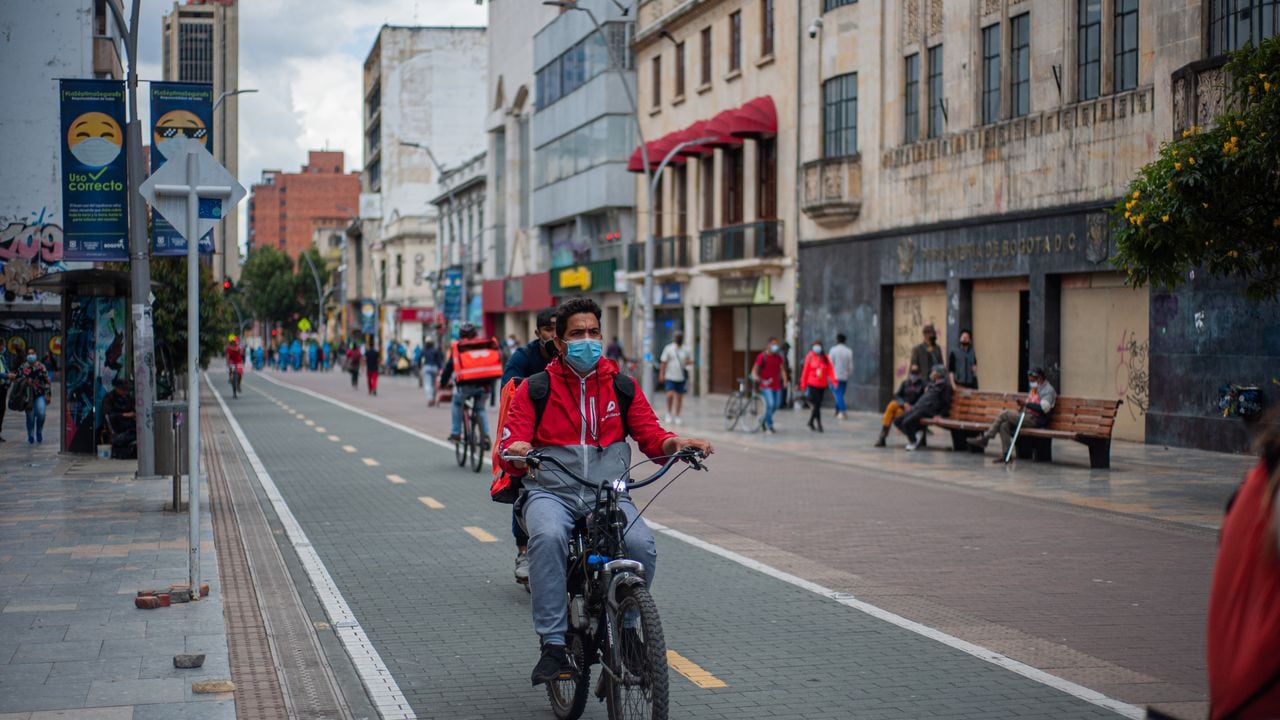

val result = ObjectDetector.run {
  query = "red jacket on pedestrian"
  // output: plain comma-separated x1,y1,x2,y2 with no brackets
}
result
226,344,244,366
498,357,674,477
799,351,835,391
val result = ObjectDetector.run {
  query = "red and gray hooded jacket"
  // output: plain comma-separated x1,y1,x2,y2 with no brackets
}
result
498,356,674,514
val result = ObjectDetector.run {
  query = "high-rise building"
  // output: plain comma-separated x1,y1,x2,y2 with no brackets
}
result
160,0,240,283
246,151,360,261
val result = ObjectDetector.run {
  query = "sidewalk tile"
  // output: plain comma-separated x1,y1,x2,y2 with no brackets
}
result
133,700,233,720
85,678,185,707
0,663,52,686
0,682,90,713
29,708,133,720
11,641,102,665
98,637,184,659
48,657,142,684
63,622,146,641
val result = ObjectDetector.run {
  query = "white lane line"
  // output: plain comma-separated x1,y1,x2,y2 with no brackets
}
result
327,435,341,442
305,419,316,427
342,445,357,454
206,375,417,719
645,520,1143,719
315,426,326,433
253,373,1139,717
362,458,380,467
463,526,497,542
418,496,444,509
386,474,407,485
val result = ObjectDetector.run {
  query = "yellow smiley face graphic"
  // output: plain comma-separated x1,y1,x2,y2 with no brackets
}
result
153,109,208,159
67,112,124,168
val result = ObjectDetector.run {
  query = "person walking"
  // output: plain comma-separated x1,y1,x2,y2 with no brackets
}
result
750,337,789,433
364,336,381,396
967,367,1056,463
420,339,444,407
829,333,854,420
799,341,835,432
658,331,693,425
499,307,558,588
15,349,52,444
893,364,952,450
0,350,12,442
949,329,979,390
605,336,626,364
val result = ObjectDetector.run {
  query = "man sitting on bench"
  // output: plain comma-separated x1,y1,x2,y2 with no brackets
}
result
967,367,1056,463
893,364,951,451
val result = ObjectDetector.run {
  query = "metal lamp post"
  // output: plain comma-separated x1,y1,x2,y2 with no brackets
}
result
299,250,327,343
211,88,256,284
399,141,456,334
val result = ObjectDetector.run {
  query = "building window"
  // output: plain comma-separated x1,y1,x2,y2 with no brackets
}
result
700,26,712,85
395,254,403,287
535,23,631,110
533,115,636,188
722,147,744,225
675,41,686,97
1078,0,1101,100
1114,0,1139,91
1209,0,1279,55
824,0,856,9
757,137,777,219
981,25,1001,124
761,0,775,56
700,155,714,228
177,22,213,83
927,45,944,138
651,55,662,108
822,72,858,157
729,11,742,73
904,53,920,143
1010,14,1030,118
675,164,688,235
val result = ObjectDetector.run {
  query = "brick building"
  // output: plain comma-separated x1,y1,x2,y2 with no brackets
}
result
247,151,360,260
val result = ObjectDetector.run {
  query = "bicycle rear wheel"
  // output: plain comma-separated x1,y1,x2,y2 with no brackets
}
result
722,393,744,431
547,632,590,719
604,583,668,720
746,393,763,432
455,415,468,467
468,412,485,473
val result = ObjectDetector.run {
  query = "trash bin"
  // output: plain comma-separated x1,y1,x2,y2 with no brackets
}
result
155,401,189,476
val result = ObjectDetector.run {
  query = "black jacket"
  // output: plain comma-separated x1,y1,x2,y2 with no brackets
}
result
501,339,552,388
894,375,927,406
912,378,952,417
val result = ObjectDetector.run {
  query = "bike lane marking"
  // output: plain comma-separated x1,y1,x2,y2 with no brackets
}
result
208,376,418,719
315,427,326,433
386,474,407,485
666,650,727,689
342,445,357,453
463,526,498,542
254,371,1140,717
362,458,380,467
327,435,340,442
418,497,445,509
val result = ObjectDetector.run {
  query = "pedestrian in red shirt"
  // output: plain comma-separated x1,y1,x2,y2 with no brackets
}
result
799,341,836,432
750,337,789,433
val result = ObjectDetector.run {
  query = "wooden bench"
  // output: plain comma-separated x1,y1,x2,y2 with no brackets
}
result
921,389,1122,469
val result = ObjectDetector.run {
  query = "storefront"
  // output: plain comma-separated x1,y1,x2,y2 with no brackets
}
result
481,271,553,343
799,203,1152,443
693,274,787,395
549,259,627,343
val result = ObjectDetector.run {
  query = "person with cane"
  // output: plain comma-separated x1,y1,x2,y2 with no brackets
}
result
967,367,1056,464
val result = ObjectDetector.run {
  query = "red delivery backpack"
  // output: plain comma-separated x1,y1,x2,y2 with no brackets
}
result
451,338,503,382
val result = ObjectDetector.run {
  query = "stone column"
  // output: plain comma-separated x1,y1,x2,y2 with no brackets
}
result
1027,272,1062,389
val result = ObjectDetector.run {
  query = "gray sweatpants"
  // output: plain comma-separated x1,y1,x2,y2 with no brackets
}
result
523,491,657,647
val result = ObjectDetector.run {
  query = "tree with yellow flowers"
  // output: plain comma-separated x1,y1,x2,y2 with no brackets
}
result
1112,36,1280,302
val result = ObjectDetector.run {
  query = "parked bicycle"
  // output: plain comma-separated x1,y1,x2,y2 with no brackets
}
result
503,446,708,720
455,392,487,473
723,376,763,432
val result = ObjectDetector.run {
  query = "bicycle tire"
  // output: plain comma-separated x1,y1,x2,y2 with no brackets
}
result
723,393,744,431
746,393,763,433
604,583,669,720
455,415,468,467
468,411,485,473
547,631,590,720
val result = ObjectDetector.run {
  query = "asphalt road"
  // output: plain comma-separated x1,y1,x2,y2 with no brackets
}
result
217,369,1210,719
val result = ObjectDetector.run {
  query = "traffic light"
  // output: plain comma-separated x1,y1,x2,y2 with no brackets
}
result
222,280,232,294
270,328,278,338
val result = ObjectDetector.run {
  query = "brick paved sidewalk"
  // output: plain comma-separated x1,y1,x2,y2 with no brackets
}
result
252,365,1251,528
0,390,234,719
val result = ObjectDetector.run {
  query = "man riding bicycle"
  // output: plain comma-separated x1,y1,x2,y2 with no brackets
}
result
226,335,244,380
498,297,714,687
441,323,502,445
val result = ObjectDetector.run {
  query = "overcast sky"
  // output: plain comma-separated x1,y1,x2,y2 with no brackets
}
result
134,0,489,248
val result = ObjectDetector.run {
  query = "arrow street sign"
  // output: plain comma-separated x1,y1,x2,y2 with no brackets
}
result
139,139,246,243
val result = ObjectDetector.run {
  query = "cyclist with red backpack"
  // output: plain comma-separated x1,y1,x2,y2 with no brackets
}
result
442,323,503,445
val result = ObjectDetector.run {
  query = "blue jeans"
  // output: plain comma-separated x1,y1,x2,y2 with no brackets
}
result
26,395,47,440
523,491,656,647
450,386,489,436
761,388,780,429
834,380,848,413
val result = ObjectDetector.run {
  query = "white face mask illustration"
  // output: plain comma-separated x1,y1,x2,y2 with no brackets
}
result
70,137,122,168
154,136,201,161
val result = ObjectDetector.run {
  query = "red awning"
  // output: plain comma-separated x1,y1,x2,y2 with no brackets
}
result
674,122,715,157
627,145,648,173
627,135,690,174
700,109,745,148
729,96,778,138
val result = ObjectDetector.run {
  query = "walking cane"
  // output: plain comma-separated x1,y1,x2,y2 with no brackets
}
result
1004,410,1027,464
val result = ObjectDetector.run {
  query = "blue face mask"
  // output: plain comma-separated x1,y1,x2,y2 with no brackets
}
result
564,339,602,373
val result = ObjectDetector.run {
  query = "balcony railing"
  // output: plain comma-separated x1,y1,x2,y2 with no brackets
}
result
699,221,784,264
627,236,691,271
801,154,862,226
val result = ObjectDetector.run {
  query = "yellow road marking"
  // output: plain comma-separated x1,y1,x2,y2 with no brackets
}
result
315,426,326,433
418,496,444,509
342,445,357,453
304,419,315,426
386,474,407,484
328,435,340,442
666,650,727,689
463,526,498,543
362,458,380,467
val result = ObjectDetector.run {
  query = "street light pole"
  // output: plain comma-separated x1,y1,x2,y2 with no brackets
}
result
299,250,326,343
399,141,456,335
542,1,658,396
211,88,256,285
105,0,158,477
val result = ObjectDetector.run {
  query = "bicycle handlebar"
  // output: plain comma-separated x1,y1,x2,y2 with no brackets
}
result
500,446,707,493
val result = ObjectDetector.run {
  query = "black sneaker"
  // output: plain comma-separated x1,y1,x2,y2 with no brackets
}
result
531,644,574,686
447,433,461,443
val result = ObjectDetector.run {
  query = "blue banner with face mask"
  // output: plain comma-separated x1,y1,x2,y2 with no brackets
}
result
149,82,215,255
59,79,130,261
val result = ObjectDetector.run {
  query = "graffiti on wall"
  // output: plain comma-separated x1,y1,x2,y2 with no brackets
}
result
893,296,942,379
1114,329,1150,420
1,209,67,298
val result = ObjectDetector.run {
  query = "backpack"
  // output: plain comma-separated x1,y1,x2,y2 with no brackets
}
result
452,338,504,382
8,378,33,412
489,370,636,503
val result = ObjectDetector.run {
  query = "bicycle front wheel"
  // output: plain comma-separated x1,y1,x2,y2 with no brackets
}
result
547,631,590,720
746,393,763,433
455,419,468,467
469,413,485,473
605,583,668,720
723,393,744,431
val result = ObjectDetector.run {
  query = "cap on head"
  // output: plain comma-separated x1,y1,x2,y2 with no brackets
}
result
1028,366,1046,380
536,306,557,329
459,323,478,339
